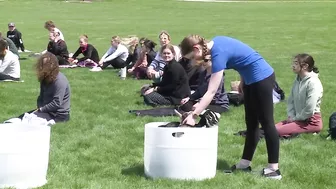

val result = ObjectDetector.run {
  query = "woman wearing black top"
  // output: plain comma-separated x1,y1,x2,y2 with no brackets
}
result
68,35,99,67
143,44,190,106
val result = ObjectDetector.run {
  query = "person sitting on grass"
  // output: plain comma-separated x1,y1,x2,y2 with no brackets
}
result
16,52,71,122
44,20,65,41
6,22,26,53
47,31,70,65
68,34,99,68
146,30,181,83
126,37,147,69
275,53,323,137
0,39,20,81
0,31,20,58
128,39,157,79
142,44,190,106
90,36,129,72
180,60,229,114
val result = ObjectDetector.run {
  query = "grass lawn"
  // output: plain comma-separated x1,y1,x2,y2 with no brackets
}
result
1,0,336,188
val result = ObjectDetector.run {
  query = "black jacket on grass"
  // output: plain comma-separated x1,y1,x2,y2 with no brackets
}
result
72,44,100,63
152,59,190,104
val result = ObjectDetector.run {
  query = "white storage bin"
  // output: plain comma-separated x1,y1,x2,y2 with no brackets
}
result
144,122,218,180
0,123,51,189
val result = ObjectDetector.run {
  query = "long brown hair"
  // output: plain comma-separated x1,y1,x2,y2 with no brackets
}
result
294,53,319,73
180,34,210,63
36,52,59,84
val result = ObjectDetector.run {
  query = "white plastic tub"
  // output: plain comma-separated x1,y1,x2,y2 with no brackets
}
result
144,122,218,180
0,123,51,189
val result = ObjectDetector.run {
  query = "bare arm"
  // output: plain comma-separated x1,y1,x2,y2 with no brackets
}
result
192,70,224,115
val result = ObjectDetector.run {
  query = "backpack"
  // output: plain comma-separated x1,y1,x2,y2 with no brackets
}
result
327,112,336,140
274,81,285,100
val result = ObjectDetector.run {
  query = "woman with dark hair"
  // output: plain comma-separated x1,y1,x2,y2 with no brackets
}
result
17,52,71,122
275,53,323,137
128,39,157,79
142,44,190,106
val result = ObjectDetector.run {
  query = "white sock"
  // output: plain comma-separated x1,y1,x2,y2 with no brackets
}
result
236,159,251,169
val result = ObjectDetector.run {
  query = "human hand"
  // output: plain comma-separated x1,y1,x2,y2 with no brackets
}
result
286,117,294,123
144,88,154,95
181,113,196,126
181,97,190,105
98,60,104,66
128,68,134,73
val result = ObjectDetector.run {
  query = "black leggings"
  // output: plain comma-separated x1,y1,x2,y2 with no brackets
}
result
101,57,126,69
18,110,70,123
0,73,20,81
242,73,279,163
56,56,69,65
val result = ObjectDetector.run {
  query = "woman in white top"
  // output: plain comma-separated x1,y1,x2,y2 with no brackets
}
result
44,20,65,41
90,36,129,72
0,39,20,81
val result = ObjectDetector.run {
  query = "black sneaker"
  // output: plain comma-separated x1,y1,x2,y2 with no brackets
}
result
224,165,252,173
261,168,282,180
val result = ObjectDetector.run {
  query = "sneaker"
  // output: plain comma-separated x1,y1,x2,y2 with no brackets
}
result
261,168,282,180
224,165,252,173
90,67,103,72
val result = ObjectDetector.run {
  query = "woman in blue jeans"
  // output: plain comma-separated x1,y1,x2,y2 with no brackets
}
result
179,35,281,180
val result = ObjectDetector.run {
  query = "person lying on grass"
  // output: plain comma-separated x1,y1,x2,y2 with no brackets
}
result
142,44,190,106
275,53,323,137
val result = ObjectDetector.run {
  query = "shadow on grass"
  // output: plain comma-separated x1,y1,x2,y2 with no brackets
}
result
122,159,230,178
121,164,146,178
217,159,230,170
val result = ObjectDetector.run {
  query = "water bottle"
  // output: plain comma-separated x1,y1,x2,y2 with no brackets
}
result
120,67,127,80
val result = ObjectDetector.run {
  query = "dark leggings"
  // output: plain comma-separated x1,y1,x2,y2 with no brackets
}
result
0,73,20,81
101,57,126,69
56,56,69,65
242,73,279,164
18,110,70,123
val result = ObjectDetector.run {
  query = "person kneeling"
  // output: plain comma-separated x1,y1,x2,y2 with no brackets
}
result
275,54,323,137
18,52,71,122
0,39,20,81
142,44,190,106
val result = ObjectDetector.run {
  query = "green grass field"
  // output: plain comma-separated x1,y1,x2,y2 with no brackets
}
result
1,0,336,188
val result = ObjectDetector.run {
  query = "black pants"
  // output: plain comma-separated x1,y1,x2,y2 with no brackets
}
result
18,110,70,123
180,100,229,114
0,73,20,81
242,73,279,163
56,56,69,65
101,57,126,69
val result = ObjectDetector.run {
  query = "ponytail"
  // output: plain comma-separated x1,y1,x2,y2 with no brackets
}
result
312,66,319,73
180,34,211,65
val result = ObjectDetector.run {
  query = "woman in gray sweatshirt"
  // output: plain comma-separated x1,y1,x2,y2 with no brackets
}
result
275,53,323,137
18,52,71,122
